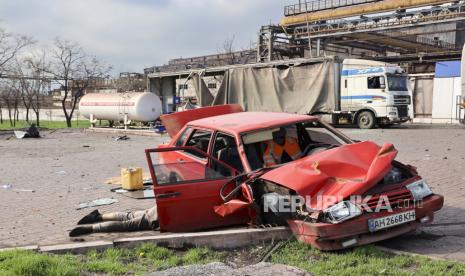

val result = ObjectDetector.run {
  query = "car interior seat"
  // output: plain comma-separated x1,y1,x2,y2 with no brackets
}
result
196,138,210,154
217,137,244,173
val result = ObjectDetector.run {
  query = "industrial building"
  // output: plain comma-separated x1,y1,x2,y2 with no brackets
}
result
145,0,465,124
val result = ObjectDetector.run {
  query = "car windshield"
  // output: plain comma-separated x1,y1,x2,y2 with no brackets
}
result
387,75,408,91
241,120,351,170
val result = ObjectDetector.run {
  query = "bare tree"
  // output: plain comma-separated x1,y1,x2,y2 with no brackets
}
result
28,53,49,126
70,56,112,121
115,73,146,92
0,97,3,124
16,51,50,126
0,79,21,127
0,27,33,74
0,26,33,126
218,34,236,65
44,38,111,127
9,60,31,122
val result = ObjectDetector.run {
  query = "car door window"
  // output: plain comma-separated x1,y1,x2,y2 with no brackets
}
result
212,133,244,173
185,129,212,159
146,148,237,186
175,127,192,147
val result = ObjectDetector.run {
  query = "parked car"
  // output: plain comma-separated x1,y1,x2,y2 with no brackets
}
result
145,104,443,250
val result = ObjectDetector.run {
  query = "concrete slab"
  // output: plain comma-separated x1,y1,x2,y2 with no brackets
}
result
85,127,165,137
114,227,292,250
0,245,39,252
39,240,114,254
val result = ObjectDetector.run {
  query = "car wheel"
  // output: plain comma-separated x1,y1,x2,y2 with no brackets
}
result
357,111,376,129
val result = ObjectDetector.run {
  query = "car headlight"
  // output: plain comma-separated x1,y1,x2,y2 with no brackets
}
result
406,179,433,201
324,201,362,224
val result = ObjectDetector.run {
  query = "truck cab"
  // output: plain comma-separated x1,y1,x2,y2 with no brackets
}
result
340,59,411,128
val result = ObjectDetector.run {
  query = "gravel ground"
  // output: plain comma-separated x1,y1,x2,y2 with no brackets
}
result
151,262,310,276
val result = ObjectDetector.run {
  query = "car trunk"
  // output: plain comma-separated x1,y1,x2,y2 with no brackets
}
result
161,104,243,137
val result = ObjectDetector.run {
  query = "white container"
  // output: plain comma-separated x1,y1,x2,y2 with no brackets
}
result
79,92,162,122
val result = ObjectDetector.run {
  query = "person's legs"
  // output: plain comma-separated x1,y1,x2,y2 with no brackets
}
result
93,214,151,232
77,209,146,224
69,213,156,237
101,210,146,221
71,207,158,237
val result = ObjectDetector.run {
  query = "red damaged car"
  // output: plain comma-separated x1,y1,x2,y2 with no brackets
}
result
145,104,443,250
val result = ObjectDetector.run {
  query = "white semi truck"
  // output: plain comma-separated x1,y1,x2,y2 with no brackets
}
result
148,56,412,129
339,59,411,128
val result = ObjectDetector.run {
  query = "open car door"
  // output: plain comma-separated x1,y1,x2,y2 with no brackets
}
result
145,146,250,232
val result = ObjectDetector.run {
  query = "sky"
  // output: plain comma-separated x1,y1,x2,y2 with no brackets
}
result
0,0,294,74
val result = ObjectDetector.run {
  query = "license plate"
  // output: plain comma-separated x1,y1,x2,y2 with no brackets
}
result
368,210,415,232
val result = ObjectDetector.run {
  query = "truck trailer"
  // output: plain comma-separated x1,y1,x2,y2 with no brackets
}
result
147,56,411,129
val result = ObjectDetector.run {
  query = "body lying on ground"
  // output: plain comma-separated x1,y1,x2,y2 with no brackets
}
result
69,206,158,237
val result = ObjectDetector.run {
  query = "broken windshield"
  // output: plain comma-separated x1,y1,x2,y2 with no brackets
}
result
241,121,350,170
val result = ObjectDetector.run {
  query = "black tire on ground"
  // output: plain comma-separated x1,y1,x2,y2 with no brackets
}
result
357,111,376,129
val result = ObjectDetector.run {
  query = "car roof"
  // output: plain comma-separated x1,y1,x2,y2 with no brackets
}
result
187,111,317,134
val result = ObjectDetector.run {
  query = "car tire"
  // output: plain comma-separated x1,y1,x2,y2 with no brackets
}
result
357,111,376,129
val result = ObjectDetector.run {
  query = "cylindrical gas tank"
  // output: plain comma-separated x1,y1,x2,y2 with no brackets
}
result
79,92,162,122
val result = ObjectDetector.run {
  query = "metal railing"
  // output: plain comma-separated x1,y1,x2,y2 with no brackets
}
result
284,0,379,16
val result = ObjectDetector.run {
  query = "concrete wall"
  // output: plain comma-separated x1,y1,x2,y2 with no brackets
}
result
0,108,85,122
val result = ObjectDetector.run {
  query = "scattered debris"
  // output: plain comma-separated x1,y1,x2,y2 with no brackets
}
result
105,173,152,185
114,135,130,141
14,124,41,139
154,124,166,134
12,188,35,193
77,198,118,210
110,186,154,199
1,184,35,192
122,189,154,199
121,167,143,190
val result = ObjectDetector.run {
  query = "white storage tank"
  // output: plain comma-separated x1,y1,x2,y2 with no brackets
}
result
79,92,162,123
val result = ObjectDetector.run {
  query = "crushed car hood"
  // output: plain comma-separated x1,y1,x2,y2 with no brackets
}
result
259,141,398,210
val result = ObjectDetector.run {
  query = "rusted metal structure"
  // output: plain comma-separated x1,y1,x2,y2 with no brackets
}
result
257,0,465,70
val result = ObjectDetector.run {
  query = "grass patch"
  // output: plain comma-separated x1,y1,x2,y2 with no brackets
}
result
0,120,91,130
0,249,81,276
1,241,465,275
0,245,221,275
270,240,465,275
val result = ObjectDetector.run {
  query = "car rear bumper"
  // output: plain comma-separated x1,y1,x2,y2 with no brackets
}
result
287,194,444,251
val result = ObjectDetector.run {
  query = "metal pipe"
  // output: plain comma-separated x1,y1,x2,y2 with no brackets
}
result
281,0,453,26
